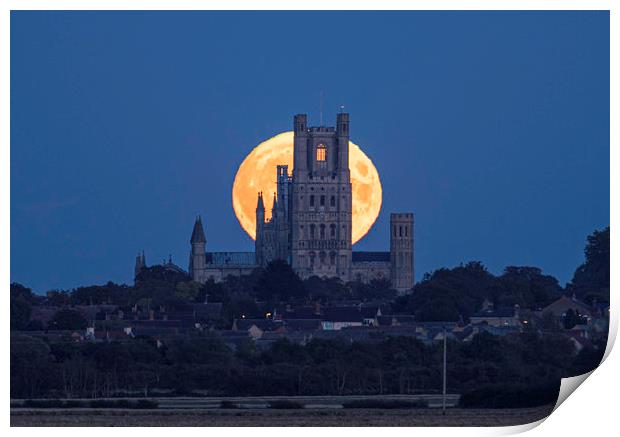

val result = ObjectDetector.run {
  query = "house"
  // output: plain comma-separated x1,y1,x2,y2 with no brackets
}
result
232,318,286,339
284,319,322,331
541,295,593,319
456,324,521,342
321,307,364,330
360,306,382,326
470,305,521,328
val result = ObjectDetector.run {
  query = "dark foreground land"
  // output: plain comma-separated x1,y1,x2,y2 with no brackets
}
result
11,405,555,427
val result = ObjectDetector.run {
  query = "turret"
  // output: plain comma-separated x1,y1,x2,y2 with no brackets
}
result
336,112,350,175
189,216,207,282
293,114,308,177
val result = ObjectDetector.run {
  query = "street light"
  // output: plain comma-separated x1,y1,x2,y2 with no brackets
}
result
442,325,447,416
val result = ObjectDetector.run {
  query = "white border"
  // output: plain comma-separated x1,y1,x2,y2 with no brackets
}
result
3,2,616,436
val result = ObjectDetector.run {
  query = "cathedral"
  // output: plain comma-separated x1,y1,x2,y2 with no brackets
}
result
137,112,414,293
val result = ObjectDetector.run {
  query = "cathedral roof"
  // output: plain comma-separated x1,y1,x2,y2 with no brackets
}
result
190,216,206,243
352,251,390,263
206,252,256,266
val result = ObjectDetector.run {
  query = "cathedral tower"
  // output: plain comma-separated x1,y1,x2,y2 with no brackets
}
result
390,213,414,291
290,113,352,280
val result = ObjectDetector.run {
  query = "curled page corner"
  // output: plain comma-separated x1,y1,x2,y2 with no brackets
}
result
553,370,594,413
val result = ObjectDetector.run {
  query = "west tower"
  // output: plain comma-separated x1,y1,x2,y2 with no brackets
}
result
290,113,352,280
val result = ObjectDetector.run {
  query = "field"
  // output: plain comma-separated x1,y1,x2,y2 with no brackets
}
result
11,405,556,427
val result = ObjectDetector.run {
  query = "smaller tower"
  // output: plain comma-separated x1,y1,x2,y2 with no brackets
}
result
390,213,414,293
189,215,207,282
134,251,146,281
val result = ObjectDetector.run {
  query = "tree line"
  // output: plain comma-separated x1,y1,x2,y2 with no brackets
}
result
10,328,604,401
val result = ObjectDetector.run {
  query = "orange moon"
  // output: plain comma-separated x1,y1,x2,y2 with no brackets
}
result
232,131,382,244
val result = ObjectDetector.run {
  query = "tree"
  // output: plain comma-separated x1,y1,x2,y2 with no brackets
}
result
349,278,396,302
498,266,562,309
305,276,349,303
567,227,609,304
46,290,71,306
71,282,130,305
10,335,52,398
11,283,34,330
49,309,88,330
403,262,499,321
175,281,204,302
254,260,306,302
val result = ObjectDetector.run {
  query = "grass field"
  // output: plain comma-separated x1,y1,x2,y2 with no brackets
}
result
11,405,555,427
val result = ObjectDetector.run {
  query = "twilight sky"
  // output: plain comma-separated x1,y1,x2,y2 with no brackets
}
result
11,11,609,293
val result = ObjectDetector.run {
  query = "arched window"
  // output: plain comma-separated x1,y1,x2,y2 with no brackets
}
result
310,224,316,239
330,195,336,207
330,224,336,238
319,251,326,265
316,144,327,161
320,224,326,239
329,251,336,265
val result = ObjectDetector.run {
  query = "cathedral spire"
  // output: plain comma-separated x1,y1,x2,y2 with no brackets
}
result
190,215,206,244
256,191,265,211
271,192,278,212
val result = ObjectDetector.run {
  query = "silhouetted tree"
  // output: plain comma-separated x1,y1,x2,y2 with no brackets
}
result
254,260,305,302
567,226,610,304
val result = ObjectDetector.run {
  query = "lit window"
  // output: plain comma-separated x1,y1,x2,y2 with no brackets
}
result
316,144,327,161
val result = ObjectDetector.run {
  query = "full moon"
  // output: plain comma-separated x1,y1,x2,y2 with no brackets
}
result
232,131,382,244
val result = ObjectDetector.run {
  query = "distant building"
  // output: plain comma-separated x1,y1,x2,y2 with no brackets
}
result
135,112,415,293
470,302,522,328
540,294,593,319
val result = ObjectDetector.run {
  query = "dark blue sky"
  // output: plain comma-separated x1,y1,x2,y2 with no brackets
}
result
11,11,609,293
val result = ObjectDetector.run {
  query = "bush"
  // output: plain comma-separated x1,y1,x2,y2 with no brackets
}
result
268,400,303,409
342,399,427,409
220,400,238,409
460,382,561,408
